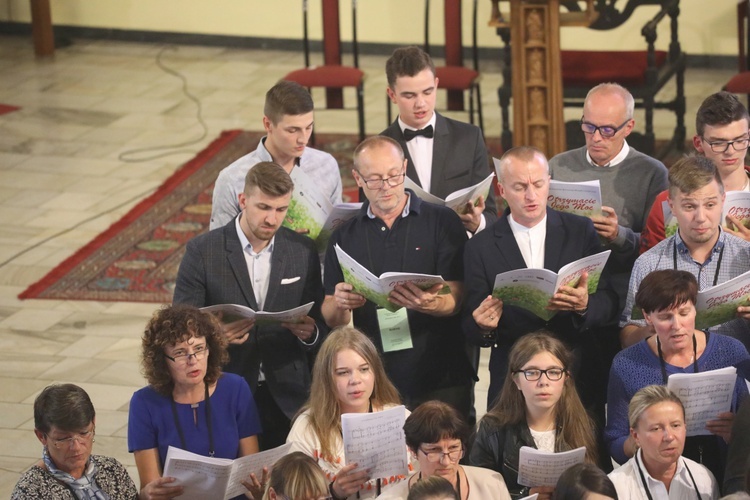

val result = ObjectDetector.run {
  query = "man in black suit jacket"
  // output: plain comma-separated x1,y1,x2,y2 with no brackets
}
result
174,162,326,450
462,147,618,409
380,46,497,235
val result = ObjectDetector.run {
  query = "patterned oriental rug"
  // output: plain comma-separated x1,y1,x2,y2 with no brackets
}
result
19,130,364,303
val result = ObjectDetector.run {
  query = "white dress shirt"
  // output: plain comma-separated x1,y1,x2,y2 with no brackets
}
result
235,217,274,311
399,113,436,192
508,214,547,269
586,139,631,167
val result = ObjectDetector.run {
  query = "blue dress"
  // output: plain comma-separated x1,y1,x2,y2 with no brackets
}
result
128,372,262,466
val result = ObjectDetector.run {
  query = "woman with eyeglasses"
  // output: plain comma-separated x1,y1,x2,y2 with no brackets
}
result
128,304,263,500
608,385,719,499
469,332,599,500
12,383,137,499
287,326,411,499
380,400,511,499
605,270,749,485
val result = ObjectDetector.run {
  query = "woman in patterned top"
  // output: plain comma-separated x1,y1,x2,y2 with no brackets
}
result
11,383,137,500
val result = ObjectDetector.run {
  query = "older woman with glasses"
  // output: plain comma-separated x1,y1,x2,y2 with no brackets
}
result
380,400,511,500
11,383,137,499
128,304,263,500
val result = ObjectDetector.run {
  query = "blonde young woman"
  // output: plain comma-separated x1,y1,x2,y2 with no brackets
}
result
286,326,411,499
470,332,599,500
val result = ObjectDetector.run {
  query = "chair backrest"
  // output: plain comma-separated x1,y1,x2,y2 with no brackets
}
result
301,0,359,68
424,0,479,71
738,0,749,72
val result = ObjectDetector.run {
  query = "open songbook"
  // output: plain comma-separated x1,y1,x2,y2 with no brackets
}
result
404,173,495,214
200,302,313,325
341,405,410,479
518,446,586,487
284,167,362,251
163,442,292,500
491,251,611,320
334,245,448,313
667,366,737,436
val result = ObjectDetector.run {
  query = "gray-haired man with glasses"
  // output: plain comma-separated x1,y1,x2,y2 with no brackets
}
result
322,135,476,423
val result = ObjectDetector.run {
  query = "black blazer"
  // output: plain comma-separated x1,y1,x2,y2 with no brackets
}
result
173,219,326,419
380,112,498,226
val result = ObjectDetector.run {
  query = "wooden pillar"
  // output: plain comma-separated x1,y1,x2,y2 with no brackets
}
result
509,0,565,156
30,0,55,57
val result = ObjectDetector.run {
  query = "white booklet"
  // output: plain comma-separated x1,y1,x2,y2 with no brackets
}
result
200,302,313,325
285,167,362,251
341,405,409,480
546,179,603,218
722,191,750,230
163,443,292,500
693,269,750,329
404,173,495,214
334,244,448,313
491,250,611,320
667,366,737,436
517,446,586,487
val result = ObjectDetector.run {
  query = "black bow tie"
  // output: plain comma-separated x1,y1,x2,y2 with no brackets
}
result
403,125,434,141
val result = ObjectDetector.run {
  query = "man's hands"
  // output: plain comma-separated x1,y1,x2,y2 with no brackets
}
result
222,318,255,345
725,214,750,241
472,295,503,331
548,272,589,313
591,206,619,243
282,315,316,342
459,195,485,233
389,282,445,314
332,282,367,311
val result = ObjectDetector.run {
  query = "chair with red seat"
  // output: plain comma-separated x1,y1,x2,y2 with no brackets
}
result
723,0,750,105
387,0,484,133
284,0,365,142
497,0,686,157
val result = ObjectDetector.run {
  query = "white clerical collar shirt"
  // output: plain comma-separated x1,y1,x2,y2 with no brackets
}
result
235,216,274,311
399,113,437,192
508,213,547,269
586,139,631,167
608,449,719,500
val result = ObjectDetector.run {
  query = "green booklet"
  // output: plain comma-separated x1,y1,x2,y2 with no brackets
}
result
334,245,448,312
284,167,362,252
200,302,313,326
491,250,611,321
693,269,750,330
404,172,495,215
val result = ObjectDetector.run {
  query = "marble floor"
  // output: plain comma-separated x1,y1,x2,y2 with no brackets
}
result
0,34,735,495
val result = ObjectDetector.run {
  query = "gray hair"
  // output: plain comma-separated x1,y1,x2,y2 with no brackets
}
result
628,385,684,429
585,83,635,120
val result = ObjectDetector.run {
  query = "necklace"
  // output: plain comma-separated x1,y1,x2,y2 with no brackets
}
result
170,382,214,457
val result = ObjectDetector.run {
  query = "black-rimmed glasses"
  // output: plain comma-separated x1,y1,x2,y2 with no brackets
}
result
702,137,750,153
165,345,209,365
513,368,566,381
580,118,631,138
418,446,464,463
358,172,406,190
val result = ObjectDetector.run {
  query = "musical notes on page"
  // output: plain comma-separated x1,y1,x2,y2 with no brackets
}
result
517,446,586,487
341,405,409,479
667,366,737,436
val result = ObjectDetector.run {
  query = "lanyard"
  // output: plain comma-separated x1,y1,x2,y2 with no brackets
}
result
672,238,724,287
656,333,699,385
170,383,215,457
635,451,701,499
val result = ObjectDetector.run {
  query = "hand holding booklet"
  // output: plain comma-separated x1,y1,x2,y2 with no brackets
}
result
163,442,292,500
200,302,314,325
405,173,495,214
341,405,409,479
335,245,448,313
491,251,610,320
517,446,586,487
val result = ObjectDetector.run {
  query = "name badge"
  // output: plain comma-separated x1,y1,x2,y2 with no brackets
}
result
377,307,413,352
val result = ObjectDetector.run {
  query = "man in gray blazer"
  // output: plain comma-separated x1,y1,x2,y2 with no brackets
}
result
380,46,497,235
174,162,326,450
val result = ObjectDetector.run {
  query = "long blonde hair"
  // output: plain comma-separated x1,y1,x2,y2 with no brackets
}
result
296,326,400,459
482,332,598,464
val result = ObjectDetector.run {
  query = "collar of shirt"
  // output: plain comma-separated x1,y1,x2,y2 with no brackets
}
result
586,139,630,167
399,114,437,192
508,212,547,268
366,190,414,219
635,449,694,496
258,136,301,167
235,216,276,257
674,227,725,257
398,112,437,137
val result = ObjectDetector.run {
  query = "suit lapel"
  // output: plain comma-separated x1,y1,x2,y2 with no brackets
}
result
494,214,527,270
431,113,450,194
543,209,566,272
225,222,259,310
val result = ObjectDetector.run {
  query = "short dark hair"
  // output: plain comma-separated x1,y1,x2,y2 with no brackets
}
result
667,155,724,199
244,162,294,197
265,80,314,124
385,46,436,88
695,91,750,137
403,400,469,452
141,304,229,396
407,476,459,500
34,384,95,434
635,269,698,314
553,463,619,500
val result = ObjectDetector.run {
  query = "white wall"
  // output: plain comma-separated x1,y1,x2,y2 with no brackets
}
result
0,0,739,56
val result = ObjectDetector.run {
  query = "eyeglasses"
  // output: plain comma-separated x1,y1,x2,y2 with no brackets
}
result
513,368,566,381
418,446,464,463
164,345,209,365
45,427,95,449
580,118,631,138
702,137,750,153
358,171,406,190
